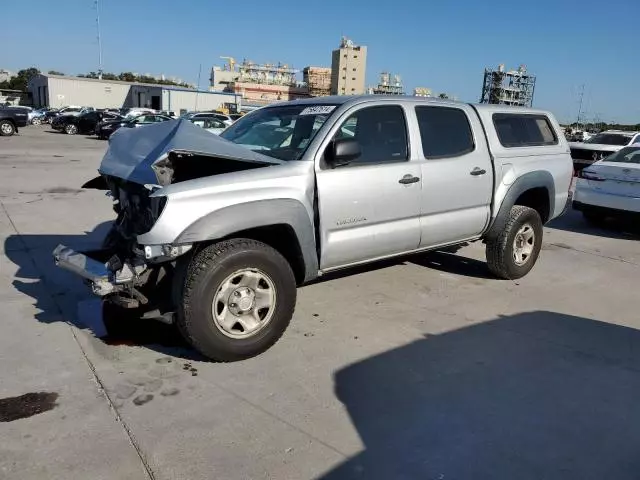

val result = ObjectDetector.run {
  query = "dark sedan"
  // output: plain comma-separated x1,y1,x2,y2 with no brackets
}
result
95,113,173,139
52,111,123,135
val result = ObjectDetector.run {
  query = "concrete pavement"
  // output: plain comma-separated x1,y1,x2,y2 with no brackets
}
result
1,126,639,479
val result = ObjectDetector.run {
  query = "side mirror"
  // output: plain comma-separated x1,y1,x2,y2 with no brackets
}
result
328,138,361,167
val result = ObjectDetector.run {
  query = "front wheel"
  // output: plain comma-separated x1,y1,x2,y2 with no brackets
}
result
0,120,16,136
31,117,42,125
486,206,543,280
64,124,78,135
179,239,297,362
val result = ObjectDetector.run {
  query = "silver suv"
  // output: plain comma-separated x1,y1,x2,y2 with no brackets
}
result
54,96,573,361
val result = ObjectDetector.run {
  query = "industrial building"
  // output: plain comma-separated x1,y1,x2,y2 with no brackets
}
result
303,66,332,97
28,73,241,113
413,87,432,97
368,72,405,95
480,64,536,107
210,58,309,108
331,37,367,95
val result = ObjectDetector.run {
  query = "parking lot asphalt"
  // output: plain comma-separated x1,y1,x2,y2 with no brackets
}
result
1,126,640,480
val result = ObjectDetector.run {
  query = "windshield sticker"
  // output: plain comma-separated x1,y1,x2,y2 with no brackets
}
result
300,105,336,116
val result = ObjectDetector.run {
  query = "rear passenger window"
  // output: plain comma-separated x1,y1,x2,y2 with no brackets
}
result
493,114,558,147
415,106,475,158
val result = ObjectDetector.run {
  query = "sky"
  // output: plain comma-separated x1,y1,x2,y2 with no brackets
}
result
2,0,639,124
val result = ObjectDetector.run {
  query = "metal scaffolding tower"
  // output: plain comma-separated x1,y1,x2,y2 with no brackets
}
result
369,72,405,95
480,64,536,107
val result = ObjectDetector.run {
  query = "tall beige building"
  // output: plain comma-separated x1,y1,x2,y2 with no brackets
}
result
330,37,367,95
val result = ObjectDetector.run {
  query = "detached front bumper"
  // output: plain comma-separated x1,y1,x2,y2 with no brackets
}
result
52,245,146,297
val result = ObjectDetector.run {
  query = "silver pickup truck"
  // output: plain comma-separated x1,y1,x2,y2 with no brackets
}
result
54,96,573,361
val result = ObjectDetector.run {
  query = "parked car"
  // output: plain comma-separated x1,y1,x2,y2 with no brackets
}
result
573,145,640,225
29,108,49,125
181,111,233,126
43,106,90,124
52,110,123,135
95,113,173,139
569,130,640,171
0,106,29,136
122,108,157,119
54,97,573,362
189,115,227,134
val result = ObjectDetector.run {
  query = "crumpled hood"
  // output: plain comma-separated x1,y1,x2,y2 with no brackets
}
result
99,118,283,185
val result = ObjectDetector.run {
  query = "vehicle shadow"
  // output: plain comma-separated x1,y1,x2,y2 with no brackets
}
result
548,209,640,239
320,311,640,480
3,225,201,360
408,250,492,279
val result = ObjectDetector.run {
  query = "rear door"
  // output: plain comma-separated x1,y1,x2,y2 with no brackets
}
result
414,104,493,247
78,112,98,132
316,103,422,270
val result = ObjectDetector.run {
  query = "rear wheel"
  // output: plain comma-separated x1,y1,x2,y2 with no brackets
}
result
179,239,296,362
64,124,78,135
0,120,15,136
486,206,543,280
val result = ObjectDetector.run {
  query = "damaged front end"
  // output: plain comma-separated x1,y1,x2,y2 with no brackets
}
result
53,119,282,319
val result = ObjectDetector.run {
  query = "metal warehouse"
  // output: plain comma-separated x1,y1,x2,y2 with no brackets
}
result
28,74,242,113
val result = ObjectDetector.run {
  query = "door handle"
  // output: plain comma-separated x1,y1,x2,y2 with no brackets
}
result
470,167,487,176
399,174,420,185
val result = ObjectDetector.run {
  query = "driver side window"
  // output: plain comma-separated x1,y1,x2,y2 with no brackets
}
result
332,105,409,164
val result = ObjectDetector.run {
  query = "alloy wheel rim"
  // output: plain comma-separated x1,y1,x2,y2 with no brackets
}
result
211,268,276,339
513,224,535,266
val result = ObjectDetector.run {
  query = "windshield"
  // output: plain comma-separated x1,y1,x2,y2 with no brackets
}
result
602,146,640,164
220,104,338,161
585,133,631,146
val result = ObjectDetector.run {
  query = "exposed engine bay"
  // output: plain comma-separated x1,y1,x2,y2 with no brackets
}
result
58,119,283,320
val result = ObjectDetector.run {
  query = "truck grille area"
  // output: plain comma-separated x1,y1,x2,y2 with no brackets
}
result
104,176,167,251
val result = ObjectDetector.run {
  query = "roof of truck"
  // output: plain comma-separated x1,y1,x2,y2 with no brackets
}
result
271,95,553,116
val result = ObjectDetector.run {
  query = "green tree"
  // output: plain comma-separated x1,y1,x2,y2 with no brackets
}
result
47,70,65,75
119,72,136,82
438,93,449,99
0,67,41,91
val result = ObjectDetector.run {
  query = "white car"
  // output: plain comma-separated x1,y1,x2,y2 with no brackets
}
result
188,112,233,127
123,108,157,119
190,116,227,135
570,130,640,170
573,145,640,224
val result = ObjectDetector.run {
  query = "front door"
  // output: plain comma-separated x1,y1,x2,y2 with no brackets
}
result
414,104,493,247
316,104,422,270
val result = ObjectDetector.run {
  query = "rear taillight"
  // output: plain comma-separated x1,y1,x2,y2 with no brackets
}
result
579,170,605,182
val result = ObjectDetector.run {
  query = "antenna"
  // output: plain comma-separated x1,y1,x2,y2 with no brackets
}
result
95,0,103,79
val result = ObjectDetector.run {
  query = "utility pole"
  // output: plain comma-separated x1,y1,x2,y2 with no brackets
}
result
95,0,103,79
195,64,202,111
576,84,585,130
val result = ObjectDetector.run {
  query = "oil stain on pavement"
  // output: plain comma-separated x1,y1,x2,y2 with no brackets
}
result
0,392,59,422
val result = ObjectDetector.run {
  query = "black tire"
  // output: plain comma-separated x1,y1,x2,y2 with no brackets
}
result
64,124,78,135
179,239,296,362
582,210,607,227
486,206,543,280
31,117,42,126
0,120,16,136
